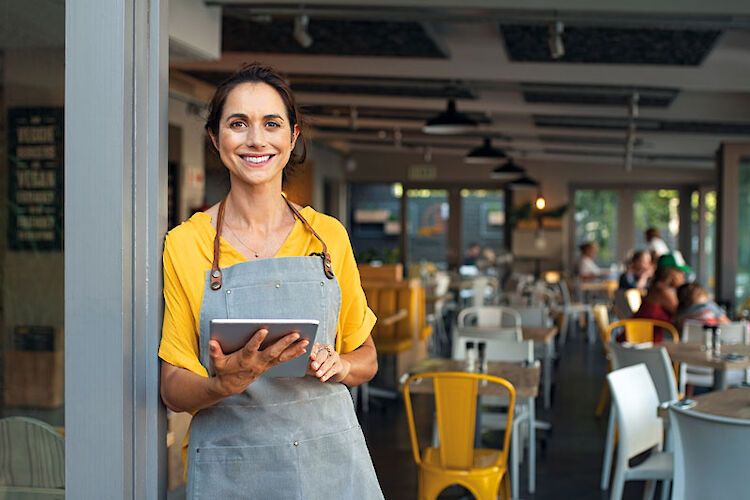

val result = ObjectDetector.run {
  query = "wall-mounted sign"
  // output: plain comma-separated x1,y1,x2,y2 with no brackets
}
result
7,108,64,250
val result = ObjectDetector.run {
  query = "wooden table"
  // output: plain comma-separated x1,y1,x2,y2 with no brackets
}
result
664,343,750,390
455,325,558,409
405,357,541,496
578,279,618,301
659,387,750,420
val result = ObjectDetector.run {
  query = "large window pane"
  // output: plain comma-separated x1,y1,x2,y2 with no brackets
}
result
460,189,504,262
737,159,750,313
574,190,618,266
406,189,448,269
348,183,402,264
690,189,717,293
1,0,66,496
633,189,680,253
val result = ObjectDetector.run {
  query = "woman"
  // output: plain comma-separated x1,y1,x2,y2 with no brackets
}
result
629,265,686,342
158,64,383,499
576,241,605,281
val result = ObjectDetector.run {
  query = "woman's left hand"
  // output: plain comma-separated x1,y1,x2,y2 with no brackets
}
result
307,343,351,382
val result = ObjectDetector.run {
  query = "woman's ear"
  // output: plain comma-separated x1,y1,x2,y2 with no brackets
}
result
291,123,300,147
208,129,219,152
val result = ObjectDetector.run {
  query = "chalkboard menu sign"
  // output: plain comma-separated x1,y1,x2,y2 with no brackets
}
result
7,107,64,250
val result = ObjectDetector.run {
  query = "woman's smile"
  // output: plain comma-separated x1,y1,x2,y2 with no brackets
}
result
238,153,276,167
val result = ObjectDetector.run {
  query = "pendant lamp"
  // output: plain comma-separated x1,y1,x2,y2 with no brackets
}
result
507,174,540,189
490,158,526,179
464,137,507,164
422,99,478,135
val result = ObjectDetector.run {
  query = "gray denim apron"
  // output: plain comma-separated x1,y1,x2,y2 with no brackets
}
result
186,198,383,500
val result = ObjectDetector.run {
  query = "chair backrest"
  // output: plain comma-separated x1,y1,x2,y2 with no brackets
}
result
670,405,750,500
606,318,679,344
403,372,516,470
363,279,423,343
625,288,642,312
512,306,551,327
457,306,521,329
0,417,64,491
607,364,663,460
593,304,613,360
471,276,490,307
452,337,533,363
609,343,678,403
681,320,748,344
613,289,635,319
681,320,705,343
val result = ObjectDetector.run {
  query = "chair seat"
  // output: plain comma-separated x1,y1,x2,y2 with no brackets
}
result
374,338,413,353
627,451,673,480
422,447,505,472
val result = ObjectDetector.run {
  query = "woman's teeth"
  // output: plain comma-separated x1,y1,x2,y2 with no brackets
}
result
243,155,271,163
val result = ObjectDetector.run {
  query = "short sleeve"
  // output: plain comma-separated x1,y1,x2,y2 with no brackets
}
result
332,224,376,354
158,234,208,377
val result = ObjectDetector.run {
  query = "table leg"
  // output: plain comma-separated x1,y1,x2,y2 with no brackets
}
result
528,396,536,494
544,341,553,409
713,369,728,391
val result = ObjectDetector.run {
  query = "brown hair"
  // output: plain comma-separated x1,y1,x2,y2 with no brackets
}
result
677,282,707,308
645,227,660,240
204,63,306,176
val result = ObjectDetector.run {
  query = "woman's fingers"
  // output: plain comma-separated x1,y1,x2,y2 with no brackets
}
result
261,331,302,361
310,345,330,371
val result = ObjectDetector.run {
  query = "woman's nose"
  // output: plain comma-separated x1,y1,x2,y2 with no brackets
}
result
243,124,267,147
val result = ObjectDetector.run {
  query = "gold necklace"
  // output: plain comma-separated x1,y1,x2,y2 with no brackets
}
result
224,223,268,259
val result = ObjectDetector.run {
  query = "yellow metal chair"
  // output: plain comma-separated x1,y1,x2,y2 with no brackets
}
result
593,304,612,417
606,318,679,344
403,372,515,500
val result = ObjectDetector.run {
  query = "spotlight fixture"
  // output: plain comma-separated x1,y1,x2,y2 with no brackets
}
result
490,158,526,179
422,99,478,135
548,21,565,60
464,137,507,164
507,174,540,190
293,14,313,48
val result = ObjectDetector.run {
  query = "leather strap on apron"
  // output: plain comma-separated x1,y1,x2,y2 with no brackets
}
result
210,196,334,291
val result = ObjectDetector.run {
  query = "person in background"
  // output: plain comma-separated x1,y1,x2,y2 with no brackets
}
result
463,242,481,266
645,227,669,259
627,261,688,342
618,250,653,290
675,282,730,331
576,241,606,280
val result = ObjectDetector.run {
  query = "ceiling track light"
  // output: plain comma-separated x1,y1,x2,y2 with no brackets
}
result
490,157,526,179
293,14,313,48
422,99,478,135
548,20,565,60
464,137,507,164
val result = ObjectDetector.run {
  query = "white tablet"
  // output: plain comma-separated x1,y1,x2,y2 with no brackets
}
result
209,319,320,378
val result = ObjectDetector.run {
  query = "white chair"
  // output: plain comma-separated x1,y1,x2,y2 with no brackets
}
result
607,364,673,500
457,306,522,341
679,320,749,394
452,337,534,500
602,344,678,497
0,417,65,499
557,275,595,344
669,404,750,500
513,306,552,328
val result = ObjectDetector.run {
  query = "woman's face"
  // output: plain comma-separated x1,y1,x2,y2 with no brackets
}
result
210,82,299,188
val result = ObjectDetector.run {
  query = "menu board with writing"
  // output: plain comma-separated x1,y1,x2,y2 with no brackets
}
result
7,108,64,250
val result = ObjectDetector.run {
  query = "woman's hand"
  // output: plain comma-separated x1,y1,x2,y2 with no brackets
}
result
209,329,309,397
307,343,351,383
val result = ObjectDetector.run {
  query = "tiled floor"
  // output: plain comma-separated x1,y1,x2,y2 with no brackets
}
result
362,333,655,499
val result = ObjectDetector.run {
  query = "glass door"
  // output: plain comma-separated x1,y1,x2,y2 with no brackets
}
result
405,188,449,270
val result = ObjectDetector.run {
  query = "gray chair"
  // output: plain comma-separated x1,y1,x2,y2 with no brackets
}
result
679,320,749,393
669,404,750,500
607,364,673,500
0,417,65,499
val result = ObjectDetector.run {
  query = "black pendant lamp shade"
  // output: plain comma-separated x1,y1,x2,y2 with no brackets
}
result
490,158,526,179
464,138,507,164
508,174,540,189
422,99,478,135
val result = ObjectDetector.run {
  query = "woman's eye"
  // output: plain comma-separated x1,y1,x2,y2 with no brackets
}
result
266,121,280,128
229,121,246,129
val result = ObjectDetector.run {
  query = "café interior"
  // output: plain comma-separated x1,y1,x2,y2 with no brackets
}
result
2,0,750,498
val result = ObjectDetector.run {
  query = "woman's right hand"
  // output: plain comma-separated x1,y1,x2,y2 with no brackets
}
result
208,329,309,397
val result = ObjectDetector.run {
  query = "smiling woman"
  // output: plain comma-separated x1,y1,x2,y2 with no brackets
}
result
158,64,383,500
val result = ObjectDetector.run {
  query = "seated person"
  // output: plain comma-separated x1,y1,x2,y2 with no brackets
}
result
645,227,670,259
626,263,687,343
576,241,607,281
618,250,653,290
675,282,730,332
463,242,481,266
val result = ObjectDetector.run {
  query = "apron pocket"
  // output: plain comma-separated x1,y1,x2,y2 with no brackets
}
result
297,425,382,500
190,443,299,500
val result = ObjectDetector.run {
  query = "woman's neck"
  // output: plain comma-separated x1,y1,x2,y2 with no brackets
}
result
223,179,291,232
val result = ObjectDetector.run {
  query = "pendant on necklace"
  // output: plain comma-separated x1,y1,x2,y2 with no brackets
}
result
254,253,259,258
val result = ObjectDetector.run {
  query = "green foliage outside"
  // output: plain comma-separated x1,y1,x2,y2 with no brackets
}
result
574,190,618,265
737,161,750,311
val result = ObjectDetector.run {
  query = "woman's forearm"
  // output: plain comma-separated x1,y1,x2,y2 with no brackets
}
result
160,361,228,413
339,336,378,387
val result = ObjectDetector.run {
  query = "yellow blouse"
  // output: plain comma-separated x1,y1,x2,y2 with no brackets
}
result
158,206,376,375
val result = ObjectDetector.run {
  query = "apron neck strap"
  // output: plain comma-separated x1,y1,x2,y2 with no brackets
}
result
210,195,334,291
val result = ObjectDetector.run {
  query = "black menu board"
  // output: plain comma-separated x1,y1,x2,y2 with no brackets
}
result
7,107,64,250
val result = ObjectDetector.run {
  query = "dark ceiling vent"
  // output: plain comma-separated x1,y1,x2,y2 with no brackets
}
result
222,15,448,57
534,115,750,135
501,24,721,65
521,83,679,107
542,148,713,162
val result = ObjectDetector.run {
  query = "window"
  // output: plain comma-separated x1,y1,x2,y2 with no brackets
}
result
574,190,619,266
633,189,680,253
406,189,449,269
348,183,402,264
460,189,505,262
737,159,750,312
